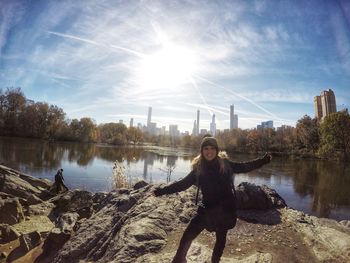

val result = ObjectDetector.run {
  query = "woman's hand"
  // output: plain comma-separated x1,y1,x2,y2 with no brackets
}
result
263,152,272,163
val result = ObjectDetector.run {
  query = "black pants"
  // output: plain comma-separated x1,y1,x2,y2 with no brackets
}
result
55,179,68,193
172,212,228,263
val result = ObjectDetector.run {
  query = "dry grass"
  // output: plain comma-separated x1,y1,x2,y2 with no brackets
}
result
112,160,129,189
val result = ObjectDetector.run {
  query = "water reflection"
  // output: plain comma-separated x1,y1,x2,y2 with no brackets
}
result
0,137,349,220
310,163,350,218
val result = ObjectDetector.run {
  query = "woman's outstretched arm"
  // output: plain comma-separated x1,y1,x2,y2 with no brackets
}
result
154,170,196,196
228,153,272,174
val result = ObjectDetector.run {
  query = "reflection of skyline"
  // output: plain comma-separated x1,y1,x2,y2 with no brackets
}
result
167,156,176,167
142,152,178,182
310,163,350,219
143,152,155,180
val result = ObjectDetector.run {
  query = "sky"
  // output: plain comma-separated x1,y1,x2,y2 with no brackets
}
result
1,0,350,133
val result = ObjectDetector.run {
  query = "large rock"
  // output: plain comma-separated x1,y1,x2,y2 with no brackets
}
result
92,192,108,211
52,185,196,263
0,165,52,202
236,182,286,210
283,208,350,263
0,198,25,225
133,180,149,190
51,190,93,217
56,212,79,234
0,165,51,190
12,215,55,235
27,201,55,217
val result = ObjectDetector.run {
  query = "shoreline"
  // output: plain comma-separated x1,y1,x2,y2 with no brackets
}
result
2,135,348,162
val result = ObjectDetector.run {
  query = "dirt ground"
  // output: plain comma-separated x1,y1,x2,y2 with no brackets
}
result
161,209,320,263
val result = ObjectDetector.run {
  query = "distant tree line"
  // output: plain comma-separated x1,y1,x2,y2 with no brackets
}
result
0,87,143,144
212,112,349,160
1,87,349,160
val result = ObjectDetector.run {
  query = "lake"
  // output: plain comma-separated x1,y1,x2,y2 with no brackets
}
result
1,137,349,221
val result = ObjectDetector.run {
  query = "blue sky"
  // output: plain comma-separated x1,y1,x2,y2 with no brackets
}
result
1,0,349,132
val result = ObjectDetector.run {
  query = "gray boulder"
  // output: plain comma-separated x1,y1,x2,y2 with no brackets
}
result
133,180,148,190
0,198,25,225
56,212,79,234
38,212,79,260
52,185,196,263
0,165,52,202
51,190,93,218
236,182,286,210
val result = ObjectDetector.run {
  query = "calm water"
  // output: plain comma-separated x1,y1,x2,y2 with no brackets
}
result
1,137,349,221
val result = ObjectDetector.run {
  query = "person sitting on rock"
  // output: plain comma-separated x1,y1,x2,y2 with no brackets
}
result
55,168,68,194
154,136,272,263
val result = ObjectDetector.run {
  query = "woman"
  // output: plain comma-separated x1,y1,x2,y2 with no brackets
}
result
154,136,271,263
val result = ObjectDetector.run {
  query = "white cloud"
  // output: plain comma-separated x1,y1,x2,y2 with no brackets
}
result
0,1,25,55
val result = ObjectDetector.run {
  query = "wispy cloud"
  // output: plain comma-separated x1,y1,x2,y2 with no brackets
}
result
0,1,25,56
330,2,350,75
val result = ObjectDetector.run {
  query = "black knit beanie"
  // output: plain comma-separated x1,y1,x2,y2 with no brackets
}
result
200,137,219,153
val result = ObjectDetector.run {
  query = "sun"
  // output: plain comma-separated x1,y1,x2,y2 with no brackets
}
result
136,42,198,92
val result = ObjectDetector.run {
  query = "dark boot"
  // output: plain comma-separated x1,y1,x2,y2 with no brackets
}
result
211,230,227,263
172,215,205,263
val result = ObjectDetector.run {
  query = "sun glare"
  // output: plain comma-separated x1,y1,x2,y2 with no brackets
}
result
136,43,198,92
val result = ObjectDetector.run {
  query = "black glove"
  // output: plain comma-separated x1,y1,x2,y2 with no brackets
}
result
153,187,164,197
262,152,272,164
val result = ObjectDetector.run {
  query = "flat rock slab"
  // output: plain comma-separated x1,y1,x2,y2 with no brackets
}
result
12,216,54,235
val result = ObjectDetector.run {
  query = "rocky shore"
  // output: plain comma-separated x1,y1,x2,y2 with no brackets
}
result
0,164,349,263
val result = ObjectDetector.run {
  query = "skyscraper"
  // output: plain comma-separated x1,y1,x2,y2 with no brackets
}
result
230,105,238,129
234,114,238,129
196,110,200,136
169,124,179,138
314,96,323,120
129,118,134,127
192,120,197,136
147,107,152,127
230,105,234,130
314,89,337,120
210,114,216,136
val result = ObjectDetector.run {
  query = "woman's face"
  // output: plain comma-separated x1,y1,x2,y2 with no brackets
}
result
202,146,217,161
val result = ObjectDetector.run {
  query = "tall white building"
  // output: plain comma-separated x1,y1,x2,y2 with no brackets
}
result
233,114,238,129
210,114,216,136
230,105,238,129
196,110,200,135
192,120,197,136
230,105,234,129
146,107,157,135
147,107,152,127
169,125,179,138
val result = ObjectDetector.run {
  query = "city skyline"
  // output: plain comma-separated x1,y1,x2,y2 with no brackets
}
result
1,0,350,132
